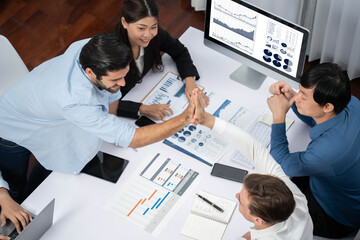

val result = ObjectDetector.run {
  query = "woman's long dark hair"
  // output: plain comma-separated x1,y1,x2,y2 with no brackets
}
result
115,0,163,87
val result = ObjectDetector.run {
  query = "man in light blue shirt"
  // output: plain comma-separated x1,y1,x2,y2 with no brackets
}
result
0,33,197,235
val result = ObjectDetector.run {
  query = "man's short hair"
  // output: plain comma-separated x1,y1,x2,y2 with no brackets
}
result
79,33,132,80
243,174,295,224
300,62,351,114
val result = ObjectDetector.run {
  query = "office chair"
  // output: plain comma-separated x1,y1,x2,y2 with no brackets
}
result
0,35,29,96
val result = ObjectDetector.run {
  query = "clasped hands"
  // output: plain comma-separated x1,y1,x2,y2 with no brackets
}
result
267,81,297,124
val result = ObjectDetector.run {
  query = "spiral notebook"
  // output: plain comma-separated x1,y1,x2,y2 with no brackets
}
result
181,191,237,240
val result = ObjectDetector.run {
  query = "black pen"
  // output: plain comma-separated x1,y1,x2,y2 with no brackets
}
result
196,193,224,212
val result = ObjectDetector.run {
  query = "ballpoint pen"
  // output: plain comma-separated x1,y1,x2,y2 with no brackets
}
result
196,193,224,212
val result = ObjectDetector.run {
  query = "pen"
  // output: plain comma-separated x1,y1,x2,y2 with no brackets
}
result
196,193,224,212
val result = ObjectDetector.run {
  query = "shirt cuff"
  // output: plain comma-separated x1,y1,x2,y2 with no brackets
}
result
271,122,286,137
212,117,227,135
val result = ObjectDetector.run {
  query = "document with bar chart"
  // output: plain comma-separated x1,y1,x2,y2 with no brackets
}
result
163,90,258,166
141,72,203,121
104,153,200,235
140,71,188,121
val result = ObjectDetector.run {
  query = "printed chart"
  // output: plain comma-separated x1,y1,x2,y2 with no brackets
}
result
105,153,199,234
164,91,258,166
141,72,196,121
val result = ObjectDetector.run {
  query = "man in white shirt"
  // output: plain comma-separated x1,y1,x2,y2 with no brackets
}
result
192,89,313,239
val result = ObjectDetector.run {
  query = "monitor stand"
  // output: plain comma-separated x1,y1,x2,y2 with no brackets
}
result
230,65,266,90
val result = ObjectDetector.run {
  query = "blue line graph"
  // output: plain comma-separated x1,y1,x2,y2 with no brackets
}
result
213,100,231,118
214,1,258,27
213,18,254,41
212,32,253,55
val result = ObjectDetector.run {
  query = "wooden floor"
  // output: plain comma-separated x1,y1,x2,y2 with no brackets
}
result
1,0,359,98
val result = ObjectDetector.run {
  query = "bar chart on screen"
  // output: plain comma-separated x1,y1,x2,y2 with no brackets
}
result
105,153,200,234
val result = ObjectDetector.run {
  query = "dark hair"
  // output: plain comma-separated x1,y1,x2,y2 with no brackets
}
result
243,174,295,224
79,33,132,79
115,0,163,84
300,62,351,114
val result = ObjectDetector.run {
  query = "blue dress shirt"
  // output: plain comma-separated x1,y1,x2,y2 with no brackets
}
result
0,39,136,188
270,96,360,228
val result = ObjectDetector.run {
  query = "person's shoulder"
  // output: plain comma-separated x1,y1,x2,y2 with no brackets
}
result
350,95,360,105
65,38,91,53
157,26,174,41
347,96,360,113
157,26,168,35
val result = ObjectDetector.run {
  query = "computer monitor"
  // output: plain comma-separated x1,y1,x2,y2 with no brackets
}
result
204,0,309,90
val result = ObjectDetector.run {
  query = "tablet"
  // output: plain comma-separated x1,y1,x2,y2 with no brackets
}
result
82,151,129,183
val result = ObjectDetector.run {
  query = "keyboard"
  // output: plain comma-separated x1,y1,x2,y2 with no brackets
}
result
231,121,271,169
9,229,19,240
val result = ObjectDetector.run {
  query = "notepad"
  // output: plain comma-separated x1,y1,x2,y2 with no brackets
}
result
258,110,294,130
181,191,237,240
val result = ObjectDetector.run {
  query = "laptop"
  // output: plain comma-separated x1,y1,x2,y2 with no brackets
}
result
0,199,55,240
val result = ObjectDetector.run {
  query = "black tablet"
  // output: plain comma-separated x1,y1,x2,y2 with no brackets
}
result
81,151,129,183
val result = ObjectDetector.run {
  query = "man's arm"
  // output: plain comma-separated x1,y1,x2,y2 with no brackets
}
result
211,117,286,176
129,108,191,148
270,124,334,177
64,92,196,149
193,89,286,176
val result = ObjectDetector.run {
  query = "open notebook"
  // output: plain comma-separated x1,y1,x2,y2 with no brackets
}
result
181,191,237,240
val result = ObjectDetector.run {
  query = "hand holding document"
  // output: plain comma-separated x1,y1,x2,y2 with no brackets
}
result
139,103,174,120
141,72,204,122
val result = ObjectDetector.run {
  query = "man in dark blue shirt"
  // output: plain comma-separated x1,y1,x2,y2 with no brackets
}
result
267,63,360,238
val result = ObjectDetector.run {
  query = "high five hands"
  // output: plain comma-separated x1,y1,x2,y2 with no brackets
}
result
188,88,214,129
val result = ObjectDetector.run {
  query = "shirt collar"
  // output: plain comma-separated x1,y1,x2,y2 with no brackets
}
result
249,222,284,238
310,108,346,139
139,47,145,58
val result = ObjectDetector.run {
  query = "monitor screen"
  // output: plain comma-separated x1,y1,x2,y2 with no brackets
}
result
204,0,309,89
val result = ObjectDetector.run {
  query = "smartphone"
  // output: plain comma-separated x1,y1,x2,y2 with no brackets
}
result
211,163,248,183
135,116,156,127
81,151,129,183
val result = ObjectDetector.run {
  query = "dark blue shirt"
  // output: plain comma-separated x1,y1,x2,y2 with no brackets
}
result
270,96,360,228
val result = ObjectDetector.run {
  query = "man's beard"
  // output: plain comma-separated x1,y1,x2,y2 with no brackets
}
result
94,78,120,93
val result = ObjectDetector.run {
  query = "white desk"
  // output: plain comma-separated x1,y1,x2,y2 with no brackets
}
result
23,27,310,240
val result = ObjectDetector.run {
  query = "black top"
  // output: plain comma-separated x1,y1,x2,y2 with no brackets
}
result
117,27,200,119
